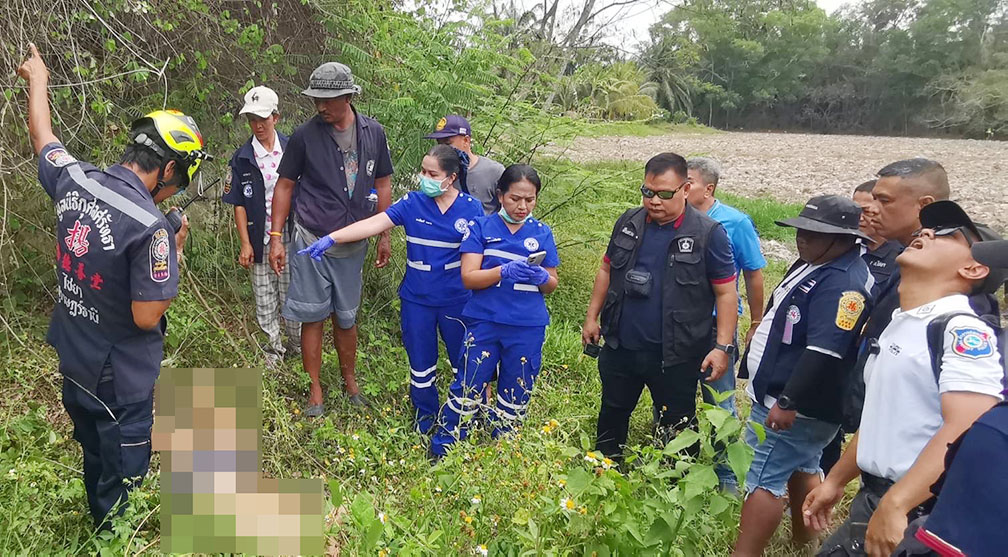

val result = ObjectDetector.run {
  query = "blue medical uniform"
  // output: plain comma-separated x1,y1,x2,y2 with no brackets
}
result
430,214,560,455
385,191,483,433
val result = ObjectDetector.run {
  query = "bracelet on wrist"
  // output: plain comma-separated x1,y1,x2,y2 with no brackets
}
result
269,231,283,237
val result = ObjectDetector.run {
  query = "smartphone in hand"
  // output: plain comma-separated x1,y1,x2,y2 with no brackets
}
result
583,343,601,358
527,251,547,266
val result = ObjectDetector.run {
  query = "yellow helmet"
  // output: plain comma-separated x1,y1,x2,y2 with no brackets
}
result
130,109,211,188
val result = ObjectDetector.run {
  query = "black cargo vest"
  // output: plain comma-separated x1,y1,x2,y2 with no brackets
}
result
600,204,720,366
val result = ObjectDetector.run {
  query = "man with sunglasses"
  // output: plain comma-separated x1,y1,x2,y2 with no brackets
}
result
803,201,1004,557
583,152,738,463
19,44,206,526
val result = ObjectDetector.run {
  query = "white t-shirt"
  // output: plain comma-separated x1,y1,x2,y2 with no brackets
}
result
857,294,1003,481
252,132,283,245
745,262,821,408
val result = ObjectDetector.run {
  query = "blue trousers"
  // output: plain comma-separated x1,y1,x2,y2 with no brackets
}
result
61,374,154,528
401,299,467,434
430,319,545,456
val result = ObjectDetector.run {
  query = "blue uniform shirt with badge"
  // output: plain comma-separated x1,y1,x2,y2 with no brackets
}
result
222,132,292,263
385,191,483,307
459,214,560,327
38,142,178,405
745,248,873,422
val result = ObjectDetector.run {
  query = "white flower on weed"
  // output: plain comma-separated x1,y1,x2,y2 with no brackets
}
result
352,433,360,440
601,457,614,470
378,511,386,524
471,495,482,505
474,544,488,556
583,451,600,464
560,498,576,512
6,468,16,480
435,486,443,493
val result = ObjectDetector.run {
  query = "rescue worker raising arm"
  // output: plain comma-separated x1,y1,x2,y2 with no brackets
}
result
300,144,483,433
19,42,209,527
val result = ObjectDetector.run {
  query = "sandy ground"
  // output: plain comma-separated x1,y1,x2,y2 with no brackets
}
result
558,130,1008,232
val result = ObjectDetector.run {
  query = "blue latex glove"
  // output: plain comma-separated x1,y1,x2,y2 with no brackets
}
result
500,260,537,282
526,264,550,286
298,235,335,261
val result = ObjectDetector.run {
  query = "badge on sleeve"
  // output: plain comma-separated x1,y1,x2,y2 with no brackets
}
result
45,148,76,168
150,228,171,283
950,327,994,359
835,291,866,331
223,171,232,195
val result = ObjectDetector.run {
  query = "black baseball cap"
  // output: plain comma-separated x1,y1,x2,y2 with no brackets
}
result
775,194,872,241
920,200,1006,294
973,240,1008,294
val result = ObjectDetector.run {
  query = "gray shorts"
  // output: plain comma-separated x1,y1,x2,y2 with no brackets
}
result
283,226,368,328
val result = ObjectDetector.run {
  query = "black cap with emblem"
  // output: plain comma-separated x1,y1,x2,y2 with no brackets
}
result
920,200,1005,294
775,194,872,241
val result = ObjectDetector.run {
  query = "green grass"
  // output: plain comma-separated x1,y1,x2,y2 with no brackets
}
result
1,157,844,556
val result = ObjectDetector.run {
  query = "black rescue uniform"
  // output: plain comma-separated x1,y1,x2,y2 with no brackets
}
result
595,204,736,458
38,142,178,526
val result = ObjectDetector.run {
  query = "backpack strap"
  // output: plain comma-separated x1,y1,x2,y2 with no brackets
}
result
926,311,982,384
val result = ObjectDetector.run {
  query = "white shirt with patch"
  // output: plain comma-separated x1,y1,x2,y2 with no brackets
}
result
745,262,822,408
252,132,283,245
857,294,1003,482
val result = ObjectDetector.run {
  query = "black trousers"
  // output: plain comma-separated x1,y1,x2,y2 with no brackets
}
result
62,374,154,527
595,345,704,459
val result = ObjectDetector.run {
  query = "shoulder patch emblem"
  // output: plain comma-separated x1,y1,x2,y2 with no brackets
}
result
454,218,469,234
150,228,171,283
223,171,232,195
835,290,866,331
45,148,76,168
524,237,540,252
950,326,994,359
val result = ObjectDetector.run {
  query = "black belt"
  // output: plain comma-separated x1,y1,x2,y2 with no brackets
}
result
861,472,894,496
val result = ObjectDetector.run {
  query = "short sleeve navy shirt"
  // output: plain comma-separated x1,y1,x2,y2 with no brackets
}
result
277,109,393,236
38,142,178,404
614,214,736,350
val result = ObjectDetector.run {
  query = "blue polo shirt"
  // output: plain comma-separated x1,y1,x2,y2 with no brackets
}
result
385,191,483,307
707,199,767,315
38,142,178,404
459,214,560,327
277,108,393,237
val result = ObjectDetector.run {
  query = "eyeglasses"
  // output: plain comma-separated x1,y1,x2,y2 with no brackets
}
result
912,226,976,247
640,180,688,200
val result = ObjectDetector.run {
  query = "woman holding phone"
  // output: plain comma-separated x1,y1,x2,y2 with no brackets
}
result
299,144,482,431
430,164,560,457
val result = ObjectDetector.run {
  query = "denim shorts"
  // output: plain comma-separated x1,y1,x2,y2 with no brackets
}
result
744,402,840,498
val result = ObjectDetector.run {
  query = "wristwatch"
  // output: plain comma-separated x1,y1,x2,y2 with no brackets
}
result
714,342,736,356
777,395,797,411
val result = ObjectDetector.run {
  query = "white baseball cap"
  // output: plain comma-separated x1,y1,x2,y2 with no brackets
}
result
239,86,279,118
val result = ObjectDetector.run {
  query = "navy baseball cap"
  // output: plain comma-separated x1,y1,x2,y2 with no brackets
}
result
424,115,471,139
920,201,1005,294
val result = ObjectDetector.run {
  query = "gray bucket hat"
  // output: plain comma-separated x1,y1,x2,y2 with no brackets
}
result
775,194,873,242
302,62,362,98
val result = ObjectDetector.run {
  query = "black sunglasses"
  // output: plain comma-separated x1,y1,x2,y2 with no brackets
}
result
640,180,688,200
912,226,976,247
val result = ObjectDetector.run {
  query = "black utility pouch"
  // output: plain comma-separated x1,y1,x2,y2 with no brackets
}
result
624,269,652,298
